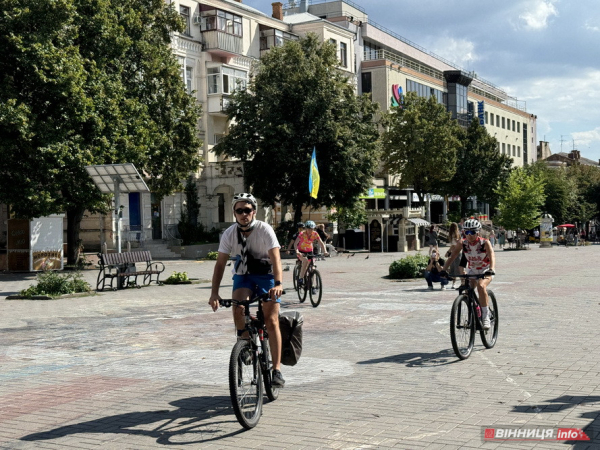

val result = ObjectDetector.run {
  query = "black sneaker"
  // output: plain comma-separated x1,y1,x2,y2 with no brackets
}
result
271,369,285,388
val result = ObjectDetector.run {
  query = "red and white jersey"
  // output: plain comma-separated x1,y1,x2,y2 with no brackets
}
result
462,237,490,270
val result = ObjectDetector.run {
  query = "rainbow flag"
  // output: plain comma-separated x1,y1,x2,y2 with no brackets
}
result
309,147,320,199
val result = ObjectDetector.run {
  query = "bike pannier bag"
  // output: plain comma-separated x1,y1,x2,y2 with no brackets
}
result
279,311,303,366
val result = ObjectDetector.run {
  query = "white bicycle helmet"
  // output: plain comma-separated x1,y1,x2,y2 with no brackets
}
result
463,218,482,231
232,193,258,231
305,220,316,229
232,193,257,210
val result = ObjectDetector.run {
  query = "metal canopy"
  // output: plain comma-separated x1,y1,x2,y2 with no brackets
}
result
408,218,430,227
85,164,149,194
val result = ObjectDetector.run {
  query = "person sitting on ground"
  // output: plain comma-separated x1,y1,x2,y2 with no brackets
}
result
425,248,449,290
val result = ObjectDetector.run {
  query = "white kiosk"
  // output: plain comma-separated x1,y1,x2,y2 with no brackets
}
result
7,215,65,271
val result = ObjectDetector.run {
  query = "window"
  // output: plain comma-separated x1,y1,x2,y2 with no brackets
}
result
502,143,505,154
517,122,520,133
485,111,488,124
517,146,521,157
513,145,516,156
260,29,297,50
406,79,443,104
502,117,505,129
490,113,494,126
180,6,191,36
202,10,242,36
340,42,348,68
512,120,515,131
213,133,224,145
207,66,247,95
179,57,193,93
361,72,372,94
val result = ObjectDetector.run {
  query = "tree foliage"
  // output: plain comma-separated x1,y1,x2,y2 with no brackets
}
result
326,197,368,230
0,0,202,263
215,34,381,224
441,119,512,217
381,92,461,204
495,167,546,231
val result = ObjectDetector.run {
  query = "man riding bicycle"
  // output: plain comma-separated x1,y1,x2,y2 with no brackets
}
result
442,218,496,330
208,193,285,388
291,220,328,288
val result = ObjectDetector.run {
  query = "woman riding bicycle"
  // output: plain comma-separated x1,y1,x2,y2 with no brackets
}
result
292,220,328,286
442,218,496,330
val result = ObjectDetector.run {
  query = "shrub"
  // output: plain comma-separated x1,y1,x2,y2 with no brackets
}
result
20,271,91,298
389,253,429,279
206,251,219,260
164,271,190,284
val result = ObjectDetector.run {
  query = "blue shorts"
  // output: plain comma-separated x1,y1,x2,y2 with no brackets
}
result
232,274,281,303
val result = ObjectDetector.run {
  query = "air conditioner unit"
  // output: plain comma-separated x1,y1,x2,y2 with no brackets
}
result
193,15,202,25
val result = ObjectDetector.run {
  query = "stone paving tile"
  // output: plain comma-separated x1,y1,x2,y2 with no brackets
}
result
1,246,600,448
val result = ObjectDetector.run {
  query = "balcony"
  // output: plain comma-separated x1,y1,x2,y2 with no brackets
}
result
203,30,242,57
207,95,231,116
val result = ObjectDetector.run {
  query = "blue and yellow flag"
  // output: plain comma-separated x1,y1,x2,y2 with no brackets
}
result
308,147,320,199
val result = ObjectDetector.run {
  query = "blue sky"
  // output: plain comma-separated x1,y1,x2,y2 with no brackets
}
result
247,0,600,162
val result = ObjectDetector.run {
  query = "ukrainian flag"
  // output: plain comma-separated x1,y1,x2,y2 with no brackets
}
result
309,147,320,199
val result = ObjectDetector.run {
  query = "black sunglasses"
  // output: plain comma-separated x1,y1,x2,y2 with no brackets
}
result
464,229,477,235
235,207,254,215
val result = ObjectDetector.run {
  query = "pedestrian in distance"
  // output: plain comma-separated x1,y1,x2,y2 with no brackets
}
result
446,222,463,289
425,225,438,255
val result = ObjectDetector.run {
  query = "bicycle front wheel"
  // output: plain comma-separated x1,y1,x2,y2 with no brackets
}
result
297,275,308,303
229,339,263,429
450,295,475,360
309,269,323,307
480,290,499,349
261,339,279,402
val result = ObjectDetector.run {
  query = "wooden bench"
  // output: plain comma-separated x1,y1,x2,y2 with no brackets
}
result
96,251,165,291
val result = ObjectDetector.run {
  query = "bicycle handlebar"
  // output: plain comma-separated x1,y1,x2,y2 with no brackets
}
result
218,291,287,308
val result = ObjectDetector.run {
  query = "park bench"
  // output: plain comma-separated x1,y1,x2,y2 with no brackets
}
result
96,250,165,291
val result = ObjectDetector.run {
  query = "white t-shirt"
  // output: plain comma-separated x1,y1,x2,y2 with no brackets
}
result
218,221,281,275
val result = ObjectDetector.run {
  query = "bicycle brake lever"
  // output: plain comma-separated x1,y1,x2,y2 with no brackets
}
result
220,299,232,308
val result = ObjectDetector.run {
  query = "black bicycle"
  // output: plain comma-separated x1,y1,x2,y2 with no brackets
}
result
218,289,283,429
296,253,322,307
448,273,498,360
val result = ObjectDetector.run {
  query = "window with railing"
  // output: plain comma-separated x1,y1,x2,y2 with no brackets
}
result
201,10,242,36
207,66,247,95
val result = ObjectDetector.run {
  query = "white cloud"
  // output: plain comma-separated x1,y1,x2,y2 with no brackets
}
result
429,37,479,68
572,128,600,147
584,21,600,32
519,0,558,30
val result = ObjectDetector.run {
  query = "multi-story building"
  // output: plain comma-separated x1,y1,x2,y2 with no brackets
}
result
71,0,538,253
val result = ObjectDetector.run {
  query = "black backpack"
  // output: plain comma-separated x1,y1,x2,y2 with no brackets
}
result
279,311,303,366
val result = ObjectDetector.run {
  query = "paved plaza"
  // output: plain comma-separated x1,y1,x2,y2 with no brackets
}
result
1,244,599,449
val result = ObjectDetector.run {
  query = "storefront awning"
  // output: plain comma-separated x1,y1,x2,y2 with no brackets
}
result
408,218,430,227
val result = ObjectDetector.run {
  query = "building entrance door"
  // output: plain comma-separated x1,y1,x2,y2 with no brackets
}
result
151,194,162,239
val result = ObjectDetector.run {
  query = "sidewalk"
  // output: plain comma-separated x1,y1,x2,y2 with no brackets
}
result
1,245,599,448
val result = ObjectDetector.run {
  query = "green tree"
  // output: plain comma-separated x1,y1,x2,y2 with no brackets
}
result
327,197,368,230
0,0,202,264
565,164,600,225
215,34,381,225
381,91,461,206
441,119,512,217
527,162,572,224
495,167,546,234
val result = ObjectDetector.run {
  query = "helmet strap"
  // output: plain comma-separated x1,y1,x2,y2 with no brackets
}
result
237,218,256,232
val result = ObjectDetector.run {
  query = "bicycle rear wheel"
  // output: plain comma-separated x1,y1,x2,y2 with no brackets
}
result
309,269,322,307
229,339,263,429
261,339,279,402
450,295,475,360
292,263,300,291
480,290,499,349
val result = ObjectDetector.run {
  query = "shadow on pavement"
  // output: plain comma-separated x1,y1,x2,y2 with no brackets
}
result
513,395,600,447
20,395,247,445
357,349,459,367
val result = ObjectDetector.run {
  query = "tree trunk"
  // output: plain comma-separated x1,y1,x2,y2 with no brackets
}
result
460,198,468,219
293,203,303,227
66,206,85,266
